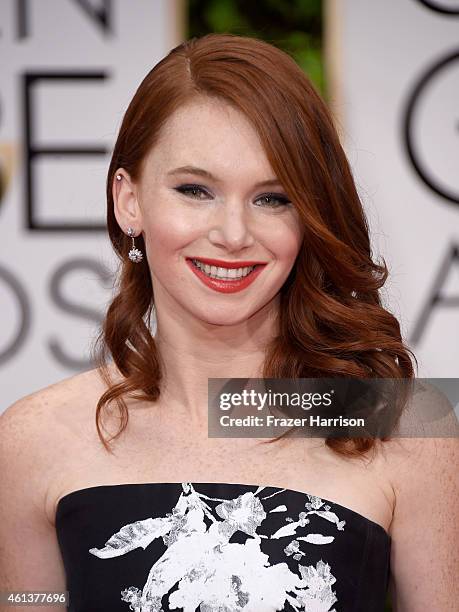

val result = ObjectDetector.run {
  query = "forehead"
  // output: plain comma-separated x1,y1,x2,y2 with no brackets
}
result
143,97,274,178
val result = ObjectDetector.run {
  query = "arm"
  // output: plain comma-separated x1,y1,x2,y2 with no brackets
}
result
0,396,67,611
388,436,459,610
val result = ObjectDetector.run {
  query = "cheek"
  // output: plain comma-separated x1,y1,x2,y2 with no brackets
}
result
267,222,303,265
144,209,201,256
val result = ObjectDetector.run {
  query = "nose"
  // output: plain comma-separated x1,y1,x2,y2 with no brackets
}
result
207,199,255,251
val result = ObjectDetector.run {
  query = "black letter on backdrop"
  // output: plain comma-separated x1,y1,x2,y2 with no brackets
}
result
17,0,112,39
410,244,459,343
23,72,108,231
0,265,31,365
48,258,113,369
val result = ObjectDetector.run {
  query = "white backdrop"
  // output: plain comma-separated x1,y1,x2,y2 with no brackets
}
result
331,0,459,377
0,0,184,406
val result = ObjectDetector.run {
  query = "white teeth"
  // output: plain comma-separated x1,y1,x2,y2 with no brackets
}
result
191,259,255,280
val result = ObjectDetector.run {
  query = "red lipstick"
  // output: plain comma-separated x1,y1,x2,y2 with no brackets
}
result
186,257,267,294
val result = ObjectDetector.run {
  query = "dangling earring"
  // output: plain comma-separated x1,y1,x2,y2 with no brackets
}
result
127,227,143,262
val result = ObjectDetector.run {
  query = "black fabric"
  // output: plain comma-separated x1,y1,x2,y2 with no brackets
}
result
55,482,391,611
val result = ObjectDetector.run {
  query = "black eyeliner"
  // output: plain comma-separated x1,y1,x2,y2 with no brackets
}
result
174,183,290,207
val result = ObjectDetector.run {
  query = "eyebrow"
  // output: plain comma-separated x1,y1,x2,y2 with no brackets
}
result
166,165,283,189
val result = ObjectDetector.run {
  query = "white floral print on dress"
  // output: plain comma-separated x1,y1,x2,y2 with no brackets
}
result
88,483,346,612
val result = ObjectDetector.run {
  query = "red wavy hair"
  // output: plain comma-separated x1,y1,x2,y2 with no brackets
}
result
91,33,417,457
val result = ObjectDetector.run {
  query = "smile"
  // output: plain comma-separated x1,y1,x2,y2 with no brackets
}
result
192,258,255,279
186,257,267,294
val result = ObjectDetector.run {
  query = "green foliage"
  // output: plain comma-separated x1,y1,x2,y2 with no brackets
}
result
187,0,325,96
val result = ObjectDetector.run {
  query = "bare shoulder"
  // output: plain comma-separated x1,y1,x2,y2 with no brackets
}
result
380,435,458,488
380,436,458,608
1,361,122,431
380,432,456,460
1,365,112,437
0,364,120,512
378,435,458,519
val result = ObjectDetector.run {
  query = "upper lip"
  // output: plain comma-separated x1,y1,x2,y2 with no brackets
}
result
188,257,267,269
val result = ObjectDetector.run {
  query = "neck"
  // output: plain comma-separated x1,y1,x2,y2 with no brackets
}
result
154,298,280,425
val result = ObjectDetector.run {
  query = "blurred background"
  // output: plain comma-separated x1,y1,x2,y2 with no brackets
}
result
1,5,458,392
1,1,458,608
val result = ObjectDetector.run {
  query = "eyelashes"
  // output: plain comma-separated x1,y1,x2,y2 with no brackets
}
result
173,184,291,208
174,185,208,200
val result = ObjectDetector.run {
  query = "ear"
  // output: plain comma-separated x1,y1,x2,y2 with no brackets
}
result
112,169,143,233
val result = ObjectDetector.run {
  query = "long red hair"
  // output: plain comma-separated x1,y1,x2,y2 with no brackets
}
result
91,33,417,456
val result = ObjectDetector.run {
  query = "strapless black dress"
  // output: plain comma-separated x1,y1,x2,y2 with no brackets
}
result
55,482,391,611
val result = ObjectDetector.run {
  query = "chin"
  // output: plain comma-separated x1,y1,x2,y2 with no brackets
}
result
196,310,253,327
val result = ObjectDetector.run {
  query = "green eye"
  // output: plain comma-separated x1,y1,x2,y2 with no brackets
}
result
175,184,209,199
255,194,291,208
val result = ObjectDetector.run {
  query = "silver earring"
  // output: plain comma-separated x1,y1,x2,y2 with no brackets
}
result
127,227,143,263
116,174,122,181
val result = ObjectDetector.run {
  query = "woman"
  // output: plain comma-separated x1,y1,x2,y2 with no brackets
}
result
0,33,456,612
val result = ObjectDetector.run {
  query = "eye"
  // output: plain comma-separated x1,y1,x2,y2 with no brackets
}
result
174,184,291,208
254,193,291,208
174,184,210,199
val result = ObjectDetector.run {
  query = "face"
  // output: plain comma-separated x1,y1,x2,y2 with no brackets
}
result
114,98,304,327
